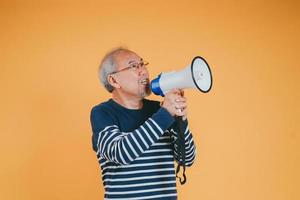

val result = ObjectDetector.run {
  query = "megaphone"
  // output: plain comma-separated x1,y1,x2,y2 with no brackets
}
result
151,56,213,96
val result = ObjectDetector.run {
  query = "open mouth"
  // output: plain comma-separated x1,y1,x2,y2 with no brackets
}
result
140,78,149,85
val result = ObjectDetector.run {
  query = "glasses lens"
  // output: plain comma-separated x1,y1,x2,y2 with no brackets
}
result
129,63,138,71
111,60,149,74
129,61,148,71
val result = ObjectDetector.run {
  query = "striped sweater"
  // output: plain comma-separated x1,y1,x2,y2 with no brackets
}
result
90,98,196,200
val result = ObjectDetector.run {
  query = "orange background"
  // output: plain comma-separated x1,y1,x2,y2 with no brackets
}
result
0,0,299,200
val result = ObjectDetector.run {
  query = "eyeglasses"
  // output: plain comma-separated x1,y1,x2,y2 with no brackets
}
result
110,60,149,75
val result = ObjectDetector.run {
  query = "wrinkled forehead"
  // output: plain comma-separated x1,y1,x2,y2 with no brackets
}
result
115,51,142,68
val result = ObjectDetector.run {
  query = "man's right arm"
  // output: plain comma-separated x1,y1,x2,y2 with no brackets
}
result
90,106,175,165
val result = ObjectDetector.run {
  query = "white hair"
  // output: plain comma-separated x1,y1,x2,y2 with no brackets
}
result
98,47,132,93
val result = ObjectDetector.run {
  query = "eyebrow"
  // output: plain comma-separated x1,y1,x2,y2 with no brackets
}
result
128,58,143,65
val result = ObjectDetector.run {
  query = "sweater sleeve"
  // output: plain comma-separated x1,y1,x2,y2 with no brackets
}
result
90,106,175,165
170,119,196,167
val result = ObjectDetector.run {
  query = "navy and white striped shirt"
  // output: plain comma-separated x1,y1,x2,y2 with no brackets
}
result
90,98,196,200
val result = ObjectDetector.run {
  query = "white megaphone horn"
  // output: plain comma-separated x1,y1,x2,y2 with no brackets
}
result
151,56,213,96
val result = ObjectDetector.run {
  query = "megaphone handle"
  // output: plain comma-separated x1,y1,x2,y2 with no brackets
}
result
175,116,186,185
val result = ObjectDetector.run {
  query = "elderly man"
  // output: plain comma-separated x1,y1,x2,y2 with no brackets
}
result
90,48,196,200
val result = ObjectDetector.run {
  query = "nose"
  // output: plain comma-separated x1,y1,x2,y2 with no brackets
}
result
138,65,148,76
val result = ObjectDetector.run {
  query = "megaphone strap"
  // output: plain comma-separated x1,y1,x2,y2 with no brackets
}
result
176,164,186,185
175,116,187,185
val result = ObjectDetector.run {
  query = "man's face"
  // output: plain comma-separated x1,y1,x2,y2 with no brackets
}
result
113,51,151,98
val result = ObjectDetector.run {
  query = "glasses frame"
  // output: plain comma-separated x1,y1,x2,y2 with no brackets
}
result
110,60,149,75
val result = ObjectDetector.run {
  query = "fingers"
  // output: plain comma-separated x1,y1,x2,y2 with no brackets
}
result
173,91,187,118
175,96,186,103
179,89,184,97
169,89,184,97
174,108,188,122
175,104,187,116
174,101,187,110
161,89,188,118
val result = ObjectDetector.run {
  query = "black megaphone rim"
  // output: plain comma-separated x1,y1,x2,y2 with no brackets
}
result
190,56,213,93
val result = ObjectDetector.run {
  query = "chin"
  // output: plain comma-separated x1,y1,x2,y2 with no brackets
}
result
140,87,152,98
138,83,152,98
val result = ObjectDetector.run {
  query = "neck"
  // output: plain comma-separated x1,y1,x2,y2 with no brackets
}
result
111,91,143,109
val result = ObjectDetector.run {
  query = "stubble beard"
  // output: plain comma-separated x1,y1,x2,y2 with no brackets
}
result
139,83,152,98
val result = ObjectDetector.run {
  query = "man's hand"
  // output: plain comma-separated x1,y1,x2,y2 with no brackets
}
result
161,89,188,120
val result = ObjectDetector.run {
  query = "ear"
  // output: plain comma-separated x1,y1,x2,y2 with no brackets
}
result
107,75,121,89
